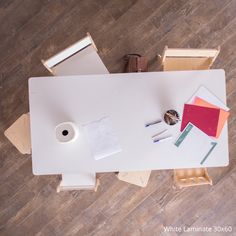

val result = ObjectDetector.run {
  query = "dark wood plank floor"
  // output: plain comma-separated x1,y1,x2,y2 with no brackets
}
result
1,0,236,235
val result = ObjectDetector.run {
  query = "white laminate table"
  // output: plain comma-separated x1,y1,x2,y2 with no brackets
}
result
29,70,229,175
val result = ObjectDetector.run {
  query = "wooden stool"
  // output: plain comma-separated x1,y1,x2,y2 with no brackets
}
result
117,171,151,187
57,173,100,192
174,168,212,188
160,46,220,71
42,32,108,76
4,113,31,154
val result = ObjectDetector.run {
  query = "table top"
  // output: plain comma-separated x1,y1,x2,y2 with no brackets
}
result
29,70,229,175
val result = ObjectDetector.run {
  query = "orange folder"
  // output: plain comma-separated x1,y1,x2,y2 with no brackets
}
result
193,97,229,138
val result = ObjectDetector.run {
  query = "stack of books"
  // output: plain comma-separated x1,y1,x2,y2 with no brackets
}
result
181,86,230,138
175,86,230,165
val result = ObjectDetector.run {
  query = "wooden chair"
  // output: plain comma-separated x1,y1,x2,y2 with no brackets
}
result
117,170,151,187
57,173,100,192
160,46,220,71
174,168,212,188
4,113,31,154
42,32,109,76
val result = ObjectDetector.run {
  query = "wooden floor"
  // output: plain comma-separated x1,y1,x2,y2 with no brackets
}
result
1,0,236,235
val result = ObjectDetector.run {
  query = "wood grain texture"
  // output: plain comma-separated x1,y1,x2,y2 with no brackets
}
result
0,0,236,235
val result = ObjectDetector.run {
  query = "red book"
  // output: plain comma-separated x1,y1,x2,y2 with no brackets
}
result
181,104,220,137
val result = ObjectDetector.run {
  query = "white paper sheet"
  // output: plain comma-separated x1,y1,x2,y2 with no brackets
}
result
175,123,217,165
188,86,229,111
83,117,122,160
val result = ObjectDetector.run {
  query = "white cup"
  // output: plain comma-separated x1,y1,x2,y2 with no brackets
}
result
55,122,78,143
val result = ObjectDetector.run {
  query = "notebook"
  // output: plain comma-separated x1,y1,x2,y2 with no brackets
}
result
83,117,122,160
181,104,220,137
193,97,229,138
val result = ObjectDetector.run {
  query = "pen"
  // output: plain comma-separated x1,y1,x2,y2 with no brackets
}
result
166,112,181,122
152,129,168,138
145,120,162,127
153,136,172,143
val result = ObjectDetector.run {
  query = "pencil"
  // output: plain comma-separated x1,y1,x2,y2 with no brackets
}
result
152,129,168,138
153,136,172,143
145,120,162,127
166,112,181,122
